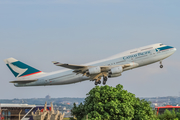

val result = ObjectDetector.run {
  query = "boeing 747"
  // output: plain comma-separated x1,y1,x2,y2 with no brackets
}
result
4,43,176,87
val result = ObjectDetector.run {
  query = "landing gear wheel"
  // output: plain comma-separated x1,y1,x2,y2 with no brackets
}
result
104,76,108,81
103,80,106,85
94,79,98,85
159,61,163,69
103,76,108,85
98,80,101,84
160,65,163,68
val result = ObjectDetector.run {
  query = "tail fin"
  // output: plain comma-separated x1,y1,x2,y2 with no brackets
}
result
4,58,44,78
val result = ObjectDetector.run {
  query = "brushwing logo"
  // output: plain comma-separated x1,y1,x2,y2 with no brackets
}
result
155,48,160,52
7,62,28,78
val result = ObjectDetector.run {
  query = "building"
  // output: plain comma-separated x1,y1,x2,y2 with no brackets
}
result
155,105,180,115
0,104,51,120
32,102,64,120
45,95,51,100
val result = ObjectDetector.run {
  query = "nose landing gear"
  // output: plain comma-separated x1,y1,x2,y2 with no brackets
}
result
160,65,163,68
160,61,163,68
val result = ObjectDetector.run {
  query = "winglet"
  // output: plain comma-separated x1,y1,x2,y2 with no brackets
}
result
52,61,61,65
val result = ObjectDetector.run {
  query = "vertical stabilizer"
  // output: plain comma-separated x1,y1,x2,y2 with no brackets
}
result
4,58,44,79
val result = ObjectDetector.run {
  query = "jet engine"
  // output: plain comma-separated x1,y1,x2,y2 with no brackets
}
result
87,66,101,74
109,66,123,74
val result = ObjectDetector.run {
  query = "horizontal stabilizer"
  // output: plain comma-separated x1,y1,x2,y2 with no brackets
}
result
10,79,37,83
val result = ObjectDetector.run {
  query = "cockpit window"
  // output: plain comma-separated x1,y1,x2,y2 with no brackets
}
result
160,44,163,46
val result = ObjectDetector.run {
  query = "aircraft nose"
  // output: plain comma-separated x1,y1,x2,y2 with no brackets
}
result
174,48,177,51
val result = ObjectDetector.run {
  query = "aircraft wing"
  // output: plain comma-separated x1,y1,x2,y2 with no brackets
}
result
52,61,131,70
10,79,38,84
52,61,88,69
52,61,135,81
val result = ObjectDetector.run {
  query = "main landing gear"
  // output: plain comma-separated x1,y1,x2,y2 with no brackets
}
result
94,76,108,85
160,61,163,68
103,76,108,85
94,80,101,85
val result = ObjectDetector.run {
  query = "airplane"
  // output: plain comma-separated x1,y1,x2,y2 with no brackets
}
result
4,43,176,87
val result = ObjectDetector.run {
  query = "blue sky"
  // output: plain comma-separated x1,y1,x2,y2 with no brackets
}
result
0,0,180,99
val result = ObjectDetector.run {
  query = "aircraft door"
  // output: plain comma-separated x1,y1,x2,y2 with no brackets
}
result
45,79,49,85
153,49,156,56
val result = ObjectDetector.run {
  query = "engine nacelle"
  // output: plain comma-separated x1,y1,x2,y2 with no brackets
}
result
87,66,101,74
108,73,121,78
109,66,123,74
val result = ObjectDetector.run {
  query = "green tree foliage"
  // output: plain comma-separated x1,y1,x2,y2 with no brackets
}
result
157,108,180,120
71,84,156,120
71,103,86,120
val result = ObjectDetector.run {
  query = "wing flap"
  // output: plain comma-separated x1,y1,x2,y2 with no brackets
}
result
10,79,37,83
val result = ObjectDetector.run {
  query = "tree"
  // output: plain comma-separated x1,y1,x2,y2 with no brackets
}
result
71,103,85,120
71,84,156,120
157,108,180,120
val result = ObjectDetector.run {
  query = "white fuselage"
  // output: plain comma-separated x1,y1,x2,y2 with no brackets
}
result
15,43,176,87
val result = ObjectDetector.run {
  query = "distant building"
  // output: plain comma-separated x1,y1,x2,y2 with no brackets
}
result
45,95,51,99
156,105,180,115
32,102,64,120
66,110,70,113
0,103,51,120
63,107,66,110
